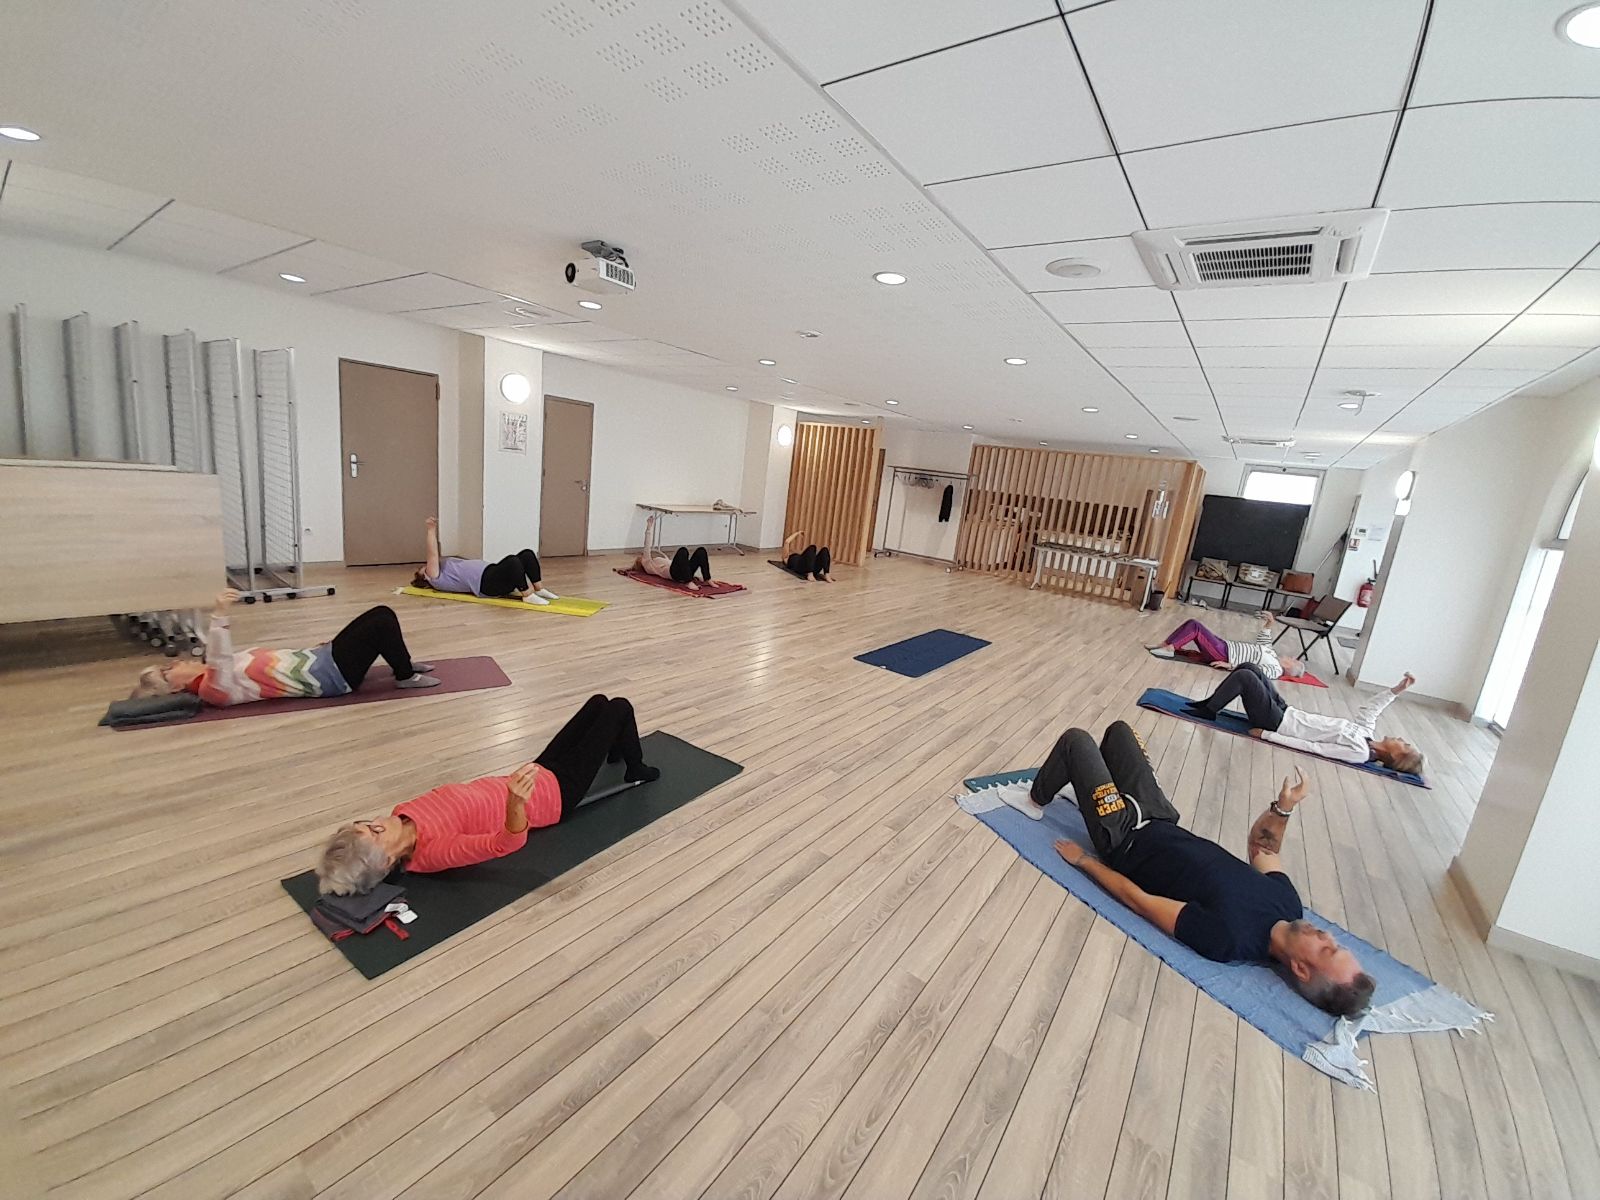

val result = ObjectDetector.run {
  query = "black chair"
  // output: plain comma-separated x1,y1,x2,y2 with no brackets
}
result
1273,596,1353,672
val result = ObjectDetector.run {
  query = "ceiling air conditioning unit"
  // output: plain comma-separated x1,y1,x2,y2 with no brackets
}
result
1224,435,1297,449
1134,208,1387,291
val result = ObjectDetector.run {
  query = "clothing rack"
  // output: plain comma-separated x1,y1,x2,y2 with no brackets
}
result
875,465,971,559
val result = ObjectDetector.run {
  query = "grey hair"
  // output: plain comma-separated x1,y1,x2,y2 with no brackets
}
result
131,665,177,700
1301,970,1377,1018
1391,745,1425,776
316,828,392,896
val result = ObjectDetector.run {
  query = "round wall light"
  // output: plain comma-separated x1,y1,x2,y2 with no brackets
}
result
777,423,794,448
1394,469,1416,501
499,372,531,404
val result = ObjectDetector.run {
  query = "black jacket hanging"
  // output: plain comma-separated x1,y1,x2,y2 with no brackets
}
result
938,484,954,523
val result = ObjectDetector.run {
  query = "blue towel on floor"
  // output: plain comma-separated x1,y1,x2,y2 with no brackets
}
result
959,769,1487,1089
855,629,989,678
1136,686,1429,788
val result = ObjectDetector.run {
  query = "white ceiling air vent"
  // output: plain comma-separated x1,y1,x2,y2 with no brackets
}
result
1224,435,1296,448
1134,208,1388,291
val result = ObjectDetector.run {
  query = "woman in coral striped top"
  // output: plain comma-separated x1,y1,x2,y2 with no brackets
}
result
129,590,438,703
315,694,661,895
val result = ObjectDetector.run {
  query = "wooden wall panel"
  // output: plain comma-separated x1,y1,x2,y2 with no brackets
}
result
782,422,881,566
953,445,1205,604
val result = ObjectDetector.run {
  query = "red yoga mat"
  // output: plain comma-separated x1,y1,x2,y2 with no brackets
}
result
613,567,747,598
1151,646,1328,688
114,655,511,730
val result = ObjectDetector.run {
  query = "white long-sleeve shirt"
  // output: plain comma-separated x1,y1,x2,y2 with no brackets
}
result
1263,689,1398,764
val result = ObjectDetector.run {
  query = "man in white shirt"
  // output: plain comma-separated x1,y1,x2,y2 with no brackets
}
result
1185,665,1425,776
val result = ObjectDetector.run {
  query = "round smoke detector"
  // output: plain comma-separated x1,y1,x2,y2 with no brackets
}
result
1044,258,1102,279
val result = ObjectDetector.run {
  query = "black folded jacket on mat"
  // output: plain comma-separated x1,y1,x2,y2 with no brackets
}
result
99,692,203,727
317,882,407,931
281,731,744,978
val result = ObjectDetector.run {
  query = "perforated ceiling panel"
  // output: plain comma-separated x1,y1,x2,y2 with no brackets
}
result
5,0,1600,464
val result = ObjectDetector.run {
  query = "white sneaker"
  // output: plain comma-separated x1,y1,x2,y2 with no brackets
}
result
536,588,559,601
996,782,1045,820
523,593,550,606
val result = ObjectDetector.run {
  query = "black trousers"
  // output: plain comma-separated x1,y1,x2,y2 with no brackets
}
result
534,694,646,816
1030,721,1181,862
329,605,417,687
1197,663,1286,730
479,549,542,597
785,544,831,579
670,546,712,584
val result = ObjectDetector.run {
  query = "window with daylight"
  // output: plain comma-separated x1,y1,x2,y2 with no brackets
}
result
1241,468,1319,507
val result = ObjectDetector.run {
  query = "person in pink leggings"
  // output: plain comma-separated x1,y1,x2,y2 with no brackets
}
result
1149,610,1305,680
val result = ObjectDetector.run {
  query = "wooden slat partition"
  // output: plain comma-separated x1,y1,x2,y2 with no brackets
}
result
954,444,1205,603
783,421,881,566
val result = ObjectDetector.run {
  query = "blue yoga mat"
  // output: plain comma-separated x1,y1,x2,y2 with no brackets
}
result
959,769,1486,1089
1137,686,1429,788
855,629,990,678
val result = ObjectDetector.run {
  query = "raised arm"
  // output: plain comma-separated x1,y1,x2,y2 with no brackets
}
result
1247,766,1307,874
423,516,442,579
1055,839,1183,935
782,530,806,551
1253,610,1276,644
202,589,240,695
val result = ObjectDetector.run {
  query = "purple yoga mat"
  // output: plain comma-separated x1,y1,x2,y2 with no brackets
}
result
114,655,511,730
614,567,747,598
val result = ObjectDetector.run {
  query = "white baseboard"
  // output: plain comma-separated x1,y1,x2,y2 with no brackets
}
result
1487,926,1600,982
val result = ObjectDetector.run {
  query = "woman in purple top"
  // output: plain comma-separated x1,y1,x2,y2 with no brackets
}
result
413,517,560,606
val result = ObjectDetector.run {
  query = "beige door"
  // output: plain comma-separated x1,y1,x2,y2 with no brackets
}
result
540,395,592,557
339,360,438,565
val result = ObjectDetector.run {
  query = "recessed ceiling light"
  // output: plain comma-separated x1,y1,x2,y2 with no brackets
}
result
798,329,822,338
278,273,306,284
1081,406,1100,413
1124,433,1139,440
725,386,739,391
1559,4,1600,46
0,126,41,142
1148,448,1161,454
758,358,776,366
873,271,907,286
885,399,899,405
1044,258,1102,279
1173,415,1199,422
1303,452,1323,458
861,418,872,424
962,424,975,430
1004,357,1028,366
1039,441,1049,446
578,300,603,310
781,377,798,384
1338,401,1362,410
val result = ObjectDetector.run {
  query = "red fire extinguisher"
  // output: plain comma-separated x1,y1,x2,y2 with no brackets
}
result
1357,560,1377,608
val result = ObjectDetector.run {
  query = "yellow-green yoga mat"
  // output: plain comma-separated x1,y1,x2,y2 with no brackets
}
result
396,586,610,617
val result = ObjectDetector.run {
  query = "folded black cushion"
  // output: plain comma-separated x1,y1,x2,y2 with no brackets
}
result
316,882,407,933
98,692,204,727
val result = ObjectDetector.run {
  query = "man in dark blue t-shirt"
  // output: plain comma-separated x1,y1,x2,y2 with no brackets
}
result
1023,721,1375,1018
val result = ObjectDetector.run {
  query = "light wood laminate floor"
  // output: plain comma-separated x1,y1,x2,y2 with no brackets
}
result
1,554,1596,1200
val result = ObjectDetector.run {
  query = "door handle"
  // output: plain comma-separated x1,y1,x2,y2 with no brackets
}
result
350,452,362,478
576,480,588,493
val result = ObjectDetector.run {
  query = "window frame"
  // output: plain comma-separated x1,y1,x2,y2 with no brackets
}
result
1238,466,1322,508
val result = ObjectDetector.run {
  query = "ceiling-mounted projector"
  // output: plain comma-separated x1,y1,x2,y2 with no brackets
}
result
565,239,635,294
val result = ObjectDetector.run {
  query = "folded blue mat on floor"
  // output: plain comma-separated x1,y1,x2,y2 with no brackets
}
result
1136,686,1429,788
855,629,989,678
958,769,1487,1089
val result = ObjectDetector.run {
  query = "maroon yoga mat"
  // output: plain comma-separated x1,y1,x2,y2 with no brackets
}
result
613,567,747,598
114,655,511,730
1150,646,1329,688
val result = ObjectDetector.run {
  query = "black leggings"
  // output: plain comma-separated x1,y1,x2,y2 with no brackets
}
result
785,544,831,580
534,694,647,816
479,549,542,597
329,605,417,688
670,546,712,584
1031,721,1181,863
1197,663,1287,730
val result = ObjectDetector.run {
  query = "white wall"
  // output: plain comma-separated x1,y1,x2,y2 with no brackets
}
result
1332,449,1415,629
1356,389,1600,706
540,356,753,550
1455,392,1600,962
872,427,975,561
480,339,544,555
0,233,462,563
740,404,797,548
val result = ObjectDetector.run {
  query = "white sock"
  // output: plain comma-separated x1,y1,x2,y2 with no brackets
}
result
536,587,559,600
996,782,1044,820
523,593,550,605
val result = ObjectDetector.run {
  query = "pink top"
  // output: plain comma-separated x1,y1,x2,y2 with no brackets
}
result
639,553,674,580
393,767,562,872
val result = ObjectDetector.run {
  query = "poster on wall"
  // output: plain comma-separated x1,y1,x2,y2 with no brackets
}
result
499,411,528,454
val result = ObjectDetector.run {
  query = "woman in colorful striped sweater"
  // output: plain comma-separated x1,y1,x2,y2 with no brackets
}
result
314,693,661,895
129,590,439,704
1148,610,1305,681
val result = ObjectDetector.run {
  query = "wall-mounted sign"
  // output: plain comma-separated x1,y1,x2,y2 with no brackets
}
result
499,410,528,454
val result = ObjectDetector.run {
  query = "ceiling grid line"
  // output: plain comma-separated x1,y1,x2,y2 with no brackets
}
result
103,198,172,251
1366,0,1437,209
814,15,1063,87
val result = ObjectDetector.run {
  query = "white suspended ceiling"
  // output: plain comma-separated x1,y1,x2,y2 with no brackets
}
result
0,0,1598,467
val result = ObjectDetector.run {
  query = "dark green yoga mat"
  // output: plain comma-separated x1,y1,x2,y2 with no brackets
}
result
281,732,743,978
